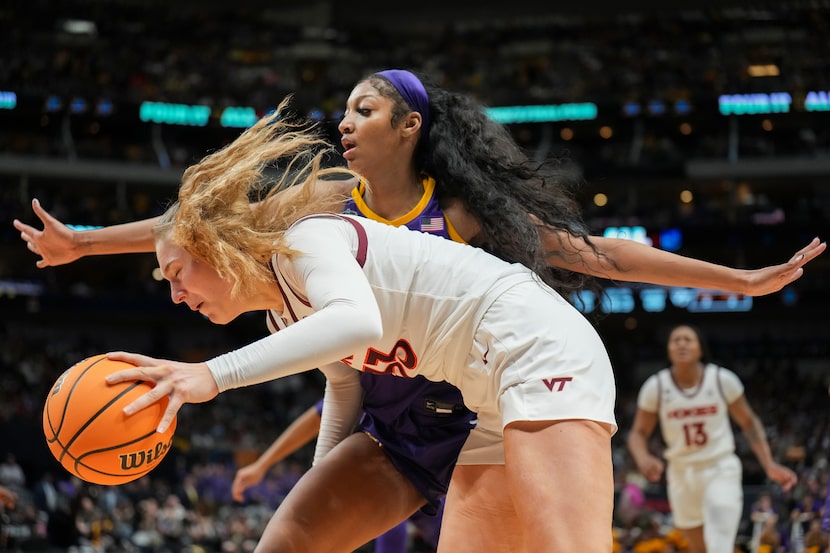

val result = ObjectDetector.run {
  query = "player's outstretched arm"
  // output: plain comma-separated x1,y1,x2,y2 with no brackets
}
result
542,228,825,297
13,199,158,267
13,179,357,269
231,404,322,502
446,207,824,296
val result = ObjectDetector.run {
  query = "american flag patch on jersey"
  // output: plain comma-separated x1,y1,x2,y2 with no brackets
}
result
420,216,445,231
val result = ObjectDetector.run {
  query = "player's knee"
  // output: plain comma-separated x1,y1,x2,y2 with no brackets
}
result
708,500,741,523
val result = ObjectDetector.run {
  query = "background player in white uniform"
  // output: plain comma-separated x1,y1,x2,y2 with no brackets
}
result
627,324,797,553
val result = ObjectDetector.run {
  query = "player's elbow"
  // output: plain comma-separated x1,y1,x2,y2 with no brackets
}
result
359,309,384,342
342,303,383,344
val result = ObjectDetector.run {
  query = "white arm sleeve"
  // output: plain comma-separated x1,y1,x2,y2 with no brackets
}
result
313,363,364,465
207,218,383,391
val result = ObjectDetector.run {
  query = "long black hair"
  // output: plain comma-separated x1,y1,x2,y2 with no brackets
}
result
365,71,608,304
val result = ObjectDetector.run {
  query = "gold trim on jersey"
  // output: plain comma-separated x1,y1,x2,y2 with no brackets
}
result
350,176,466,244
444,215,465,244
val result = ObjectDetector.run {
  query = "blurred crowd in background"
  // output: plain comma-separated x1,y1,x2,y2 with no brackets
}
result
2,1,830,551
0,316,828,552
2,1,830,167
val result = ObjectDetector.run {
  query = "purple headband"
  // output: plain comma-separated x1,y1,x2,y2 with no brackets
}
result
376,69,431,138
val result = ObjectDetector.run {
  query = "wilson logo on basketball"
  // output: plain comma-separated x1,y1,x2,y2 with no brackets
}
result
51,371,69,396
118,437,173,470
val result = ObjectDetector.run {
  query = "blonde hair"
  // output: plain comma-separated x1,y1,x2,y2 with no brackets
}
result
155,96,354,299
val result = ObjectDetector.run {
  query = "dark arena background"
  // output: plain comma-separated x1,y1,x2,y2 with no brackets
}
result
1,1,829,551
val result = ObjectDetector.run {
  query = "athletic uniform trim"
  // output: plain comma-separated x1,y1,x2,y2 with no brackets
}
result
268,215,368,314
347,176,464,244
268,259,303,321
349,177,433,228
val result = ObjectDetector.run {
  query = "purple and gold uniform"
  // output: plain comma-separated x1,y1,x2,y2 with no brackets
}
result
332,176,475,515
341,176,465,243
312,393,446,552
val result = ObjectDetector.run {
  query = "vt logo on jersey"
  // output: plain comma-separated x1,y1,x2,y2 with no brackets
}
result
342,338,419,377
543,377,573,392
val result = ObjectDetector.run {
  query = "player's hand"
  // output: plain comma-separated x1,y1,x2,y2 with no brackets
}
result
12,199,84,268
766,462,798,493
636,455,665,483
104,351,219,433
232,463,266,503
743,237,826,296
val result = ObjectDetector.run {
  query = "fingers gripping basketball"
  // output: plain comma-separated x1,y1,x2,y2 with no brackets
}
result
42,354,176,485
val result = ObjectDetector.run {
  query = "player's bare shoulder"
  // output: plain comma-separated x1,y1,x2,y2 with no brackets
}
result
320,176,358,196
322,177,357,213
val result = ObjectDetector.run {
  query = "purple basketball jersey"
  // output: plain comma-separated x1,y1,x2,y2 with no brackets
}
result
341,177,475,514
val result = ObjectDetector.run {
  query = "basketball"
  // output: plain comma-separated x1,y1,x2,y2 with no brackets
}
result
42,354,176,486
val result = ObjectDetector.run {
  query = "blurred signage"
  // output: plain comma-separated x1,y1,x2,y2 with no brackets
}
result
603,225,682,252
573,286,753,314
805,90,830,112
0,91,16,109
220,106,258,128
139,102,211,126
486,103,598,123
718,92,792,115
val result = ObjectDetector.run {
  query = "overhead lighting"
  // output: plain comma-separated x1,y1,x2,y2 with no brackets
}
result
62,19,98,35
747,64,780,77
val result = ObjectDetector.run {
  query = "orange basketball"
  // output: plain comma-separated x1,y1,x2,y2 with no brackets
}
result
42,354,176,485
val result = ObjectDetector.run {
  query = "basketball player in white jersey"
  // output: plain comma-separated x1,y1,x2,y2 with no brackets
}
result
627,324,797,553
98,105,619,552
119,207,618,553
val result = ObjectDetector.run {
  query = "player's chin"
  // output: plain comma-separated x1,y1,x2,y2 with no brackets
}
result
200,309,226,325
205,310,241,326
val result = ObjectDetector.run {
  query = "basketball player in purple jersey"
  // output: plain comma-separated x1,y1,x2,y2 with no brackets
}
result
339,175,463,553
232,398,445,553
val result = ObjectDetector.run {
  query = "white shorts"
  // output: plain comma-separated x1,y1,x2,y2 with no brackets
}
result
667,454,743,530
456,280,618,465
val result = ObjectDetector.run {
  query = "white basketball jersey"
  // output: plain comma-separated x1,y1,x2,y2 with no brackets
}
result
206,213,617,443
267,214,535,387
636,363,744,465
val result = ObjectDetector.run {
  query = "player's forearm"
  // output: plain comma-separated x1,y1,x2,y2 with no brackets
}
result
626,432,653,467
744,417,777,472
256,422,319,469
256,442,297,468
596,237,748,290
76,218,159,256
549,234,748,292
314,366,364,464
